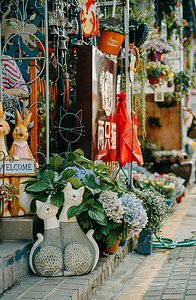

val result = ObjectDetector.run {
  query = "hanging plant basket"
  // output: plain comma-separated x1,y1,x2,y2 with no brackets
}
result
149,51,162,62
98,30,125,56
149,76,159,85
98,17,125,56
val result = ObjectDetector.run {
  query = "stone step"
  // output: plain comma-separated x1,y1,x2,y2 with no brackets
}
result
0,239,133,298
0,215,43,241
0,240,32,294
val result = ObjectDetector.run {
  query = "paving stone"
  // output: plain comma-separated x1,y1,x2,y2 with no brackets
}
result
164,288,184,294
186,290,196,295
185,296,196,300
162,294,184,299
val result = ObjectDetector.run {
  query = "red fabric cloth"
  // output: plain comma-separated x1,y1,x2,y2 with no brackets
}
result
113,92,143,166
2,55,28,93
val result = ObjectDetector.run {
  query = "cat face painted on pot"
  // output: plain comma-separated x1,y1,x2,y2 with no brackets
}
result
63,182,84,206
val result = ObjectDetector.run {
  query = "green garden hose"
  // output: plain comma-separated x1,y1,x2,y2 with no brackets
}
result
153,233,196,249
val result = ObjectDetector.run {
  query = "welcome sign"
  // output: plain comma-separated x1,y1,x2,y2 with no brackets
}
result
0,160,36,176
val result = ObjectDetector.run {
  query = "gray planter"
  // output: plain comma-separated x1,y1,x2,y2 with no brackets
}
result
137,229,153,255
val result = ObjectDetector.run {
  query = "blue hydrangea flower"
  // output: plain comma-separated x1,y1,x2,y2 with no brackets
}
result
120,193,148,237
65,167,100,185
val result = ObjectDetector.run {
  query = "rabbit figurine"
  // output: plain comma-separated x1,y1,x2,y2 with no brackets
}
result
10,109,34,159
0,101,10,158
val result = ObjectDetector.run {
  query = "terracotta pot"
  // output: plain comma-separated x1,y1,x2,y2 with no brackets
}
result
154,157,161,163
98,30,125,56
104,238,121,254
149,76,159,85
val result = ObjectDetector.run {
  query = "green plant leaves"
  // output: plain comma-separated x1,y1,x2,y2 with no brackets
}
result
88,208,106,222
60,169,77,181
106,231,118,248
67,177,83,188
42,169,55,184
25,181,49,192
51,192,64,208
82,173,96,187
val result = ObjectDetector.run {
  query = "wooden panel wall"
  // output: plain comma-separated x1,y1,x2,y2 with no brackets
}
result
137,94,181,150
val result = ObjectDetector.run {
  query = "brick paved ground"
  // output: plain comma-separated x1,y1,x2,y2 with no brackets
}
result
142,247,196,300
1,186,196,300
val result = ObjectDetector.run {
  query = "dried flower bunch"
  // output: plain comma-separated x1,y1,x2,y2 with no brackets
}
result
0,184,19,203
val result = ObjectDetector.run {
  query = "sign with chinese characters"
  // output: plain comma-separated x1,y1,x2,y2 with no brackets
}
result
77,45,118,162
0,160,36,176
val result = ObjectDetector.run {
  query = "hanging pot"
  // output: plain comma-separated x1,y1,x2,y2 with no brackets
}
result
149,51,162,62
149,76,159,85
98,30,125,56
129,23,149,47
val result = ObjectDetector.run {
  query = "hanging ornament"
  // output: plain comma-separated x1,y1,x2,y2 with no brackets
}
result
79,0,102,37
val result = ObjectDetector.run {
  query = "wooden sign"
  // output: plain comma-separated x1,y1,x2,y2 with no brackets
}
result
76,45,117,162
0,160,36,176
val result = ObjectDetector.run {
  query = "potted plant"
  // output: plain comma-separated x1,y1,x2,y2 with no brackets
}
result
146,62,166,85
134,187,170,254
98,17,125,56
24,149,147,252
148,116,162,128
146,39,173,61
174,71,191,98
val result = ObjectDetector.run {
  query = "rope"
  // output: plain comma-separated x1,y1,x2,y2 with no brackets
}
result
153,233,196,249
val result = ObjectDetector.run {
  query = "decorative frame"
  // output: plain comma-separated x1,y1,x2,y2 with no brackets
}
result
154,87,164,102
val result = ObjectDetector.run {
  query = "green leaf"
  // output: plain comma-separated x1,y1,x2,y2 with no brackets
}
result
30,198,36,212
21,178,38,185
98,225,111,236
51,192,64,208
67,177,83,188
94,163,109,171
88,208,106,222
42,169,55,184
98,182,112,191
83,188,89,202
106,231,118,248
83,197,94,207
73,148,84,157
93,201,104,211
67,205,78,219
82,174,96,188
25,181,49,192
60,169,77,181
36,168,45,180
95,218,108,226
49,155,64,171
34,191,48,201
82,219,90,229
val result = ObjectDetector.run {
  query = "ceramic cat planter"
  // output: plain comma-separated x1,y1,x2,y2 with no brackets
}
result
29,182,99,277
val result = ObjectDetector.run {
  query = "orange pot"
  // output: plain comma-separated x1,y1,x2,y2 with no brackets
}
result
104,238,121,254
98,30,125,56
